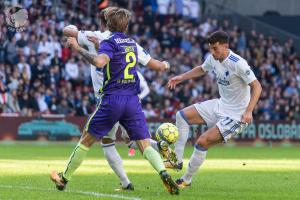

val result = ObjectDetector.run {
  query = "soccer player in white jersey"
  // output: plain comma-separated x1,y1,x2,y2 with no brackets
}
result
168,31,262,188
63,7,170,190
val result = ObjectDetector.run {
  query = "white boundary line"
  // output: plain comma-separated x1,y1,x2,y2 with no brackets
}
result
0,185,141,200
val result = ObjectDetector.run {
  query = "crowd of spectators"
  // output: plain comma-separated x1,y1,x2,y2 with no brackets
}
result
0,0,299,121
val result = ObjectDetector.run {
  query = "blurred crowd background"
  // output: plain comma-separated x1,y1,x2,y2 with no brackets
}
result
0,0,299,121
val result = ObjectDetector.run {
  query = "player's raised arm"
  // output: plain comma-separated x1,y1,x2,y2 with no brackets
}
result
146,59,170,72
135,43,169,72
67,37,109,68
167,66,206,89
168,53,213,89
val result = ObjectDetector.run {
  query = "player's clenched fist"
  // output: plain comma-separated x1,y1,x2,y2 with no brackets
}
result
241,111,253,123
168,75,184,89
67,37,80,50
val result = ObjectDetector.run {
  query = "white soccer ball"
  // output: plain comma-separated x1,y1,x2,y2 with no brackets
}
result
155,123,179,144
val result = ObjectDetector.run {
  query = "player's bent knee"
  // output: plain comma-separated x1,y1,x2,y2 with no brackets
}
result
196,136,209,149
180,106,205,125
80,131,96,147
176,110,190,125
102,138,115,145
135,139,150,153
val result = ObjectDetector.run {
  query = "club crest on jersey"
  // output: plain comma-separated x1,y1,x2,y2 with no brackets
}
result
225,71,229,76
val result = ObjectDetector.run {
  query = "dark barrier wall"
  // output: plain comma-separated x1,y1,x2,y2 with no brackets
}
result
0,116,86,140
252,16,300,37
1,116,300,144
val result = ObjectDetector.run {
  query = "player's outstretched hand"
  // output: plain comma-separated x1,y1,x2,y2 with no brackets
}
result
168,75,183,89
87,36,100,51
67,37,80,50
241,111,253,123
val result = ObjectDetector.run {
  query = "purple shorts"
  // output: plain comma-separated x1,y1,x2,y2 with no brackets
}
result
85,95,150,141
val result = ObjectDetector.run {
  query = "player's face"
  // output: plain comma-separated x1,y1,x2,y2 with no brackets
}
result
209,42,228,61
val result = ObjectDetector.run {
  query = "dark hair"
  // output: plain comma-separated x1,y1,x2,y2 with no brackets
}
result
105,8,132,33
99,9,107,25
207,31,229,44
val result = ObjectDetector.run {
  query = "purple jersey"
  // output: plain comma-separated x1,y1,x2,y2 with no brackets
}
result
98,32,140,95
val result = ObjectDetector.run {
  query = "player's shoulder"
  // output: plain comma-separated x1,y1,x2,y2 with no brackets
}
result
227,50,248,69
204,53,214,62
79,30,95,37
228,51,243,63
94,31,111,41
101,33,116,44
109,33,136,44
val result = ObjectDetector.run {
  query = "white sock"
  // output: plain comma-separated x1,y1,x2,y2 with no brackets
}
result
102,143,130,187
182,145,207,184
127,139,159,151
174,110,190,163
150,139,159,151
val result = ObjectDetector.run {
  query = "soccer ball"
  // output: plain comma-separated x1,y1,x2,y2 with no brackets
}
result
156,123,179,144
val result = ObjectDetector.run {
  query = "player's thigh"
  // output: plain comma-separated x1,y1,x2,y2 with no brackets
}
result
80,129,97,147
120,95,151,141
119,117,150,142
216,117,246,143
180,105,206,124
119,124,130,144
102,122,119,144
196,125,223,149
85,96,121,141
192,99,219,127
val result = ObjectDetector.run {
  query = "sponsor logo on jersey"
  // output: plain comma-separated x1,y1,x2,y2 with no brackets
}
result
245,70,250,76
217,77,230,86
114,38,135,44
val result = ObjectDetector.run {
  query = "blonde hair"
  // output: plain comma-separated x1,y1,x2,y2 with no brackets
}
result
99,7,118,26
105,8,132,33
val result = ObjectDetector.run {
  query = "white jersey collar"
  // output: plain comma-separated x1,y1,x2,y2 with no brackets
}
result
220,49,232,64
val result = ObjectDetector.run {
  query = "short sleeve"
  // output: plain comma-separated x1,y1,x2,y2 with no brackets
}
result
136,43,151,66
77,30,98,54
201,54,213,72
236,61,257,84
77,30,92,46
98,40,114,59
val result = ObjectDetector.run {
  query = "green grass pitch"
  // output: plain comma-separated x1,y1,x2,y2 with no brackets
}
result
0,142,299,200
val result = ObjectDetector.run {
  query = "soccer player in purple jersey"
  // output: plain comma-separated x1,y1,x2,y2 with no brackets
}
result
63,7,172,191
50,8,179,195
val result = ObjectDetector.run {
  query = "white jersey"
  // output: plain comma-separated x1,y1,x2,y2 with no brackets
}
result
201,50,257,121
137,71,150,99
77,30,151,98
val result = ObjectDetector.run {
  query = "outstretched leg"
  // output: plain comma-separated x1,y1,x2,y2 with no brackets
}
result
170,106,206,169
51,130,96,190
177,126,223,188
136,139,179,195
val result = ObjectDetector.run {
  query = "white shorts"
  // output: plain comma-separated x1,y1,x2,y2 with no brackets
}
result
193,99,247,142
